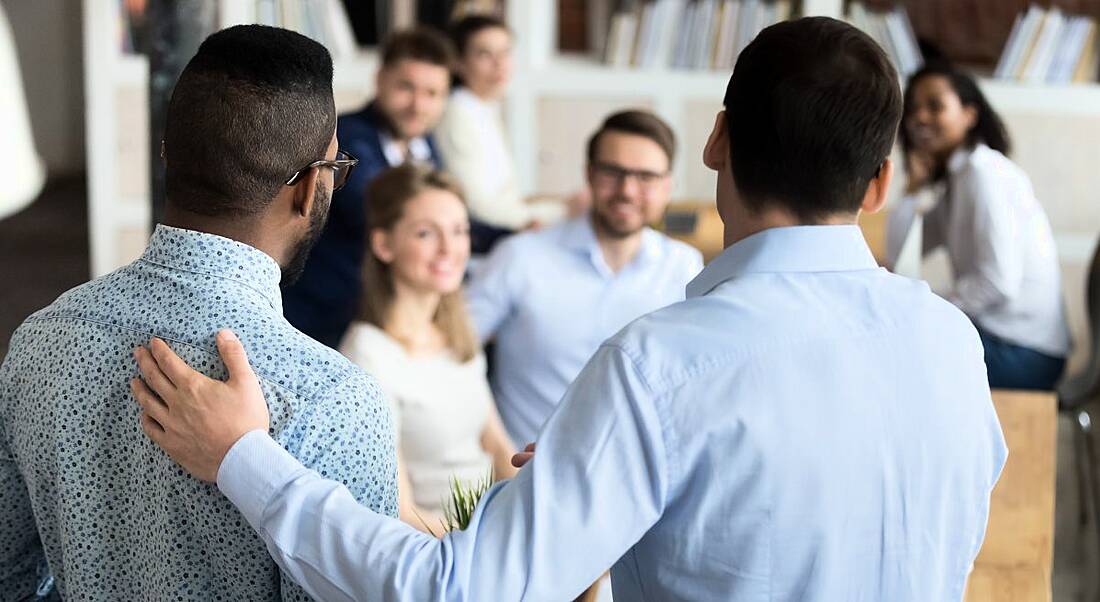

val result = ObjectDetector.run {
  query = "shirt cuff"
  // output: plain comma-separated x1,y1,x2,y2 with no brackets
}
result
216,430,307,524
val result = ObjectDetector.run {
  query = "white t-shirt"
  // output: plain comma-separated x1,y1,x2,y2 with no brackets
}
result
339,322,494,514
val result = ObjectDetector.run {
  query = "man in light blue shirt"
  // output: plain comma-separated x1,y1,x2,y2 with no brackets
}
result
131,17,1006,601
0,26,396,600
466,109,703,445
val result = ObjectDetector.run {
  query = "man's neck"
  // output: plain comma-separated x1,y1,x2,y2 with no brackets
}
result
370,101,415,150
721,206,857,248
162,208,284,266
592,218,644,273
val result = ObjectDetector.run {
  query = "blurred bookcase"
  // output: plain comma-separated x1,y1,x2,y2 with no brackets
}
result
85,0,1100,284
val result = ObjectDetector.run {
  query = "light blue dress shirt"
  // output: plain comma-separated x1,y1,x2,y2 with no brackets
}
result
216,224,1006,601
465,215,703,444
0,226,397,600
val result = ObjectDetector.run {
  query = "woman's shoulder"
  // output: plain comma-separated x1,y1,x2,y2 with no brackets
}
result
955,143,1022,177
340,322,404,365
950,143,1031,191
441,89,486,120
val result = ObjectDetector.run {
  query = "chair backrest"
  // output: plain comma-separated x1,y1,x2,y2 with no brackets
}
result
964,389,1057,602
1085,238,1100,383
1060,237,1100,405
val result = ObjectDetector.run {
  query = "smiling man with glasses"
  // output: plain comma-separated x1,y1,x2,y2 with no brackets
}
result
464,109,704,447
0,25,394,600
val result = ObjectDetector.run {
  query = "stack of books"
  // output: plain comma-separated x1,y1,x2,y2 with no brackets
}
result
601,0,793,71
846,1,922,79
994,5,1100,84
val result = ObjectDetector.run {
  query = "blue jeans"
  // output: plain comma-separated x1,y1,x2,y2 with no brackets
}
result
978,329,1065,391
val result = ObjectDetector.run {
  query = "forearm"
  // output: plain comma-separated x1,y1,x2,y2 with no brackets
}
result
949,274,1011,317
219,431,448,601
216,346,669,601
482,413,518,480
399,499,446,537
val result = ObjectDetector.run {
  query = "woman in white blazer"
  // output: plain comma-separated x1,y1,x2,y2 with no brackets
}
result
888,63,1070,390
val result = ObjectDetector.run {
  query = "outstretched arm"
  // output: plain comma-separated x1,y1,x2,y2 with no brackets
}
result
132,330,670,601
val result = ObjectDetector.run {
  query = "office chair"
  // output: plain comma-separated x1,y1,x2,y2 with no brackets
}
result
1058,235,1100,599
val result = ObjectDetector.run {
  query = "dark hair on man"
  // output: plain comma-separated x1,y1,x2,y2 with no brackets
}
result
380,27,455,70
586,110,677,166
164,25,335,218
724,17,902,223
449,14,509,57
900,62,1011,159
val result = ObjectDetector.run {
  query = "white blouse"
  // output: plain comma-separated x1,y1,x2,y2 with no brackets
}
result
435,88,563,230
887,143,1071,357
339,322,493,515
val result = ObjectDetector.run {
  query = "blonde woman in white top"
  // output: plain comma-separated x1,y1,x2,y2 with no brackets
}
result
339,164,516,534
887,64,1070,390
435,15,565,232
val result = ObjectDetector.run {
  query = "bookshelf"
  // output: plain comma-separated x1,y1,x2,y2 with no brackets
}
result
83,0,1100,372
500,0,1100,377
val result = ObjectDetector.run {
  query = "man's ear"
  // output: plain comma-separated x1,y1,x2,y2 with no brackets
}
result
291,165,321,219
370,228,395,264
861,158,894,215
703,111,728,171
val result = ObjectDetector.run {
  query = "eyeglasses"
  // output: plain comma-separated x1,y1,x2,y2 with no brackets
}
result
590,161,669,189
285,149,359,192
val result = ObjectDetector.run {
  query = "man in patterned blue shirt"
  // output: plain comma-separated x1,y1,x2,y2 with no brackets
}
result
0,26,396,600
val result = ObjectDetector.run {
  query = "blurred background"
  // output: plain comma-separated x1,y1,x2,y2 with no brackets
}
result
1,1,1099,600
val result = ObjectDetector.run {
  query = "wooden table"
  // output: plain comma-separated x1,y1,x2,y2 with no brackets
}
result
964,390,1057,602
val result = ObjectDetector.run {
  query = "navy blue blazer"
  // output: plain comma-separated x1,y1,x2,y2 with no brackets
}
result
282,102,511,348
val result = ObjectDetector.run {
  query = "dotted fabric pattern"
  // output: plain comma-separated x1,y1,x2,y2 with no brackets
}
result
0,225,397,601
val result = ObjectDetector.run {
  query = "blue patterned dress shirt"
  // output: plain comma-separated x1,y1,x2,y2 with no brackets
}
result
0,225,397,600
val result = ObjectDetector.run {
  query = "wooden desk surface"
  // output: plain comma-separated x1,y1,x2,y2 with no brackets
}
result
964,390,1057,602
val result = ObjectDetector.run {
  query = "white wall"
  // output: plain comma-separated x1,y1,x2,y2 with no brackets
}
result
2,0,85,177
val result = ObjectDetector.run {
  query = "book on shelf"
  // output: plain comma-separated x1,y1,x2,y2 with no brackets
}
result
846,2,921,79
600,0,791,71
995,5,1099,84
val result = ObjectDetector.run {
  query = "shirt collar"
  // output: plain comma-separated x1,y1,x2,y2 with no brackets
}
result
140,225,284,311
560,215,663,272
379,131,433,167
946,143,981,175
686,225,879,298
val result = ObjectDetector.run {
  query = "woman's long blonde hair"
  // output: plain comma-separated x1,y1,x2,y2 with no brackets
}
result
359,163,478,362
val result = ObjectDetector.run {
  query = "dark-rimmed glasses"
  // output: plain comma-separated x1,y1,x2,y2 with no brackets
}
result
285,149,359,192
590,161,669,190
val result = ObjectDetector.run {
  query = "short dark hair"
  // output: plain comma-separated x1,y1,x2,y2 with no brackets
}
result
449,14,509,57
724,17,902,222
164,25,335,218
380,27,455,69
586,110,677,166
901,62,1011,158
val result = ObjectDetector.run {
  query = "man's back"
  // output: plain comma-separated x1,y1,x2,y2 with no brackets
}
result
599,226,1006,599
0,226,397,600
